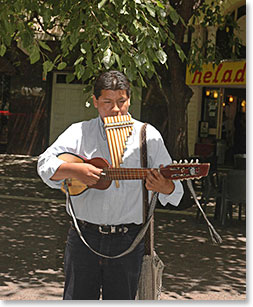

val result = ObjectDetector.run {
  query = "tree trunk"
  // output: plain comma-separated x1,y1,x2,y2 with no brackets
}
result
142,65,193,161
165,48,193,160
145,49,193,161
142,0,199,160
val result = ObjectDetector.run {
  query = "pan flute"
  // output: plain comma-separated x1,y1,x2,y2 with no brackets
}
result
104,114,134,187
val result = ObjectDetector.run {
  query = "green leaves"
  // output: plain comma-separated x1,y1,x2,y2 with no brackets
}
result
167,4,180,25
156,49,167,64
74,56,84,66
42,59,53,80
38,41,52,52
187,0,241,72
146,2,156,17
75,64,85,80
115,53,122,71
102,48,115,69
0,0,172,85
175,44,186,62
0,44,6,57
134,54,147,67
29,45,40,64
43,60,54,75
1,0,228,87
66,73,75,84
57,62,67,70
98,0,108,9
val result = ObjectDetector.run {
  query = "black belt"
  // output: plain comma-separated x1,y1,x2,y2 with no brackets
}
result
75,219,141,235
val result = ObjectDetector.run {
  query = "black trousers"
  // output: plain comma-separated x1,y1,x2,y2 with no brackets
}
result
63,225,144,300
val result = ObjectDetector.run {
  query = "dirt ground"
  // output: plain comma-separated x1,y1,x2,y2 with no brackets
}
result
0,154,246,301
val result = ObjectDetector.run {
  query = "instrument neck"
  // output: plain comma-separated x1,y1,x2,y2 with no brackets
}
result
104,167,158,180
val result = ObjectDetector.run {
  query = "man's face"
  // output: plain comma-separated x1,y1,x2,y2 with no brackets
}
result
93,89,130,121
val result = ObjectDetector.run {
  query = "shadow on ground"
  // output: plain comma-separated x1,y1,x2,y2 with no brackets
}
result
0,198,69,298
154,211,246,299
0,154,246,300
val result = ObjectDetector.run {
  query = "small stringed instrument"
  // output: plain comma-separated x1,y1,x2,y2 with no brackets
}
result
58,153,210,196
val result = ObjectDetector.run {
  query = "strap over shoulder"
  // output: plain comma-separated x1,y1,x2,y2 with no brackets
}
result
140,123,148,223
140,123,148,168
140,123,156,255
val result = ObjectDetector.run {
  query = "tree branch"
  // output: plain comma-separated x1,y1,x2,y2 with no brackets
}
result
34,15,59,40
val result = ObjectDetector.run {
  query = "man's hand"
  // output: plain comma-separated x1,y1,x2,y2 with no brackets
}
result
145,166,175,194
73,163,103,186
51,162,103,186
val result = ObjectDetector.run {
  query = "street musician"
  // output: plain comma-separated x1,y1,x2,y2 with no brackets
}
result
37,70,184,300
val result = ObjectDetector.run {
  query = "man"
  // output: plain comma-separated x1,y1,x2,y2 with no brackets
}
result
37,70,184,300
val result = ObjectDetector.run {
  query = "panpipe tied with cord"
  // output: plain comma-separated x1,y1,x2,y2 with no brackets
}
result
104,115,134,188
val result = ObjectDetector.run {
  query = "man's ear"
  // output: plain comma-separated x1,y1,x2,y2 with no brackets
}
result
93,95,98,109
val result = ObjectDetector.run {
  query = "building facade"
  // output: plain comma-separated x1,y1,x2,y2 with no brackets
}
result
0,0,246,160
0,56,142,155
186,0,246,166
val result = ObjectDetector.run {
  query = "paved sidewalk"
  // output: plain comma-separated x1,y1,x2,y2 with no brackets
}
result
0,154,246,300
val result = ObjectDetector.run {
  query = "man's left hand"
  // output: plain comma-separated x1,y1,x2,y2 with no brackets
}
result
145,166,175,194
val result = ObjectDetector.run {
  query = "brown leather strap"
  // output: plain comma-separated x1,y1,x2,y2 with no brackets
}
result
140,123,148,221
140,123,154,255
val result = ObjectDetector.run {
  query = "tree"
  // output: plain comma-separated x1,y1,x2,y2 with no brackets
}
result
0,0,241,159
142,0,242,159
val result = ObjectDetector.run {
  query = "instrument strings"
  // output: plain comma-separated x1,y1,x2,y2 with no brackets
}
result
104,115,134,187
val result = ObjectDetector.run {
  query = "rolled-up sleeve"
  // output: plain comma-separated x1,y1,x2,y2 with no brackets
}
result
37,123,80,189
158,180,184,206
37,154,66,189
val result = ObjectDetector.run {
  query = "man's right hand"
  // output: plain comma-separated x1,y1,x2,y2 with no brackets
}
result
50,162,103,186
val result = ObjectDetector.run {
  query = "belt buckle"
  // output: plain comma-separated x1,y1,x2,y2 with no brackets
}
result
99,225,116,234
123,226,128,233
98,225,128,234
99,226,109,234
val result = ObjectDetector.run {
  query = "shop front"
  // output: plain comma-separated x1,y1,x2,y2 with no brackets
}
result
186,60,246,167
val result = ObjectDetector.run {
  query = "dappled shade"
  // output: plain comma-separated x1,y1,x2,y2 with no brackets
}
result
0,154,246,300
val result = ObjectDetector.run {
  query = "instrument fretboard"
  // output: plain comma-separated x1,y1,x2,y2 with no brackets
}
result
103,168,151,180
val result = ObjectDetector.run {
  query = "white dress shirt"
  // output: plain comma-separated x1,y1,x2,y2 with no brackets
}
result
37,116,184,225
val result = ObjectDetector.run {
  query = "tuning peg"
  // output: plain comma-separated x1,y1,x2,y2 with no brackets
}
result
173,160,177,164
184,159,188,163
196,159,199,163
179,160,182,163
190,159,194,163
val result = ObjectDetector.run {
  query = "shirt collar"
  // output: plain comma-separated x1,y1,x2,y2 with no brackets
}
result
97,116,106,139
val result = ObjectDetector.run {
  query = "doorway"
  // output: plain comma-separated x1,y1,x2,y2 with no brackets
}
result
221,88,246,165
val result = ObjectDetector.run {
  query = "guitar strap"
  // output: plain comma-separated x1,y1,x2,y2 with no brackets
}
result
65,123,157,259
187,180,222,244
138,125,221,245
140,123,155,255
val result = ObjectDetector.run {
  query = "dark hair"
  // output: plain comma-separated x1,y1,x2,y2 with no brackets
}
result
93,70,131,99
